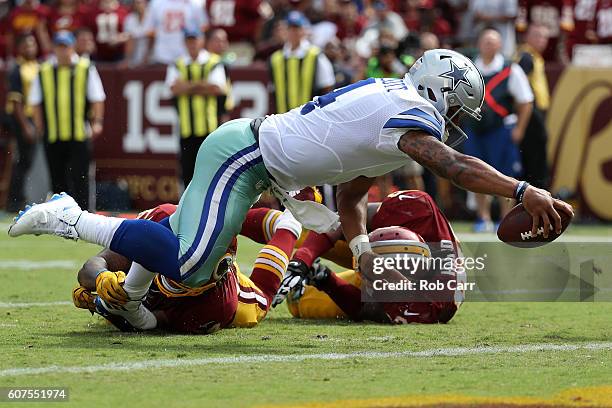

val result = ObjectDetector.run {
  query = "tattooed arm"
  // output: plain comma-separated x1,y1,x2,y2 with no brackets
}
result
399,131,574,236
399,131,518,197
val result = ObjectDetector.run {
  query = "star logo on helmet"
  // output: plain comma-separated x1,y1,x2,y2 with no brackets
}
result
440,60,472,90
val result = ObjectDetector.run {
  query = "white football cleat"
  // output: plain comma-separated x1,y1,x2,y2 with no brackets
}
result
8,192,82,240
95,297,157,331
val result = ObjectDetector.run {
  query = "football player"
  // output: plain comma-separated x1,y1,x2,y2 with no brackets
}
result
73,203,303,333
10,49,573,331
273,190,463,324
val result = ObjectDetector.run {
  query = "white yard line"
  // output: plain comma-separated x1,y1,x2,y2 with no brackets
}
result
0,301,72,308
1,342,610,378
0,260,79,270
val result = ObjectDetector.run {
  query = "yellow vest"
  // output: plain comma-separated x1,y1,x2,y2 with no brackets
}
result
175,54,221,138
6,59,39,117
270,45,320,113
517,44,550,111
39,58,90,143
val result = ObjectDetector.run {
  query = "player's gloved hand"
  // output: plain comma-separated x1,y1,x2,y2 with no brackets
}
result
95,271,128,308
272,259,309,307
305,260,331,289
72,286,96,312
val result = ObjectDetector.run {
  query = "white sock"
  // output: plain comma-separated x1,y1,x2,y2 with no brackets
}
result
124,262,155,301
75,212,124,247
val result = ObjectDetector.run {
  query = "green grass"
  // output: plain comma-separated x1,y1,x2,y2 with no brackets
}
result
0,219,611,407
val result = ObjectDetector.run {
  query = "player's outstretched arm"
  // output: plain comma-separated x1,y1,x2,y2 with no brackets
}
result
399,131,574,237
337,177,390,277
336,176,374,245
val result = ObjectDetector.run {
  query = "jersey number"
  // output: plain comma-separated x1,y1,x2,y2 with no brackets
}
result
300,77,407,115
300,78,375,115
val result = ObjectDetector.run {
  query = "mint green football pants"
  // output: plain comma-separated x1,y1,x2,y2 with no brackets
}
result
169,119,270,287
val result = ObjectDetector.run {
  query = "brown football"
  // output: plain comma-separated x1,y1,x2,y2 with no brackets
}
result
497,203,572,248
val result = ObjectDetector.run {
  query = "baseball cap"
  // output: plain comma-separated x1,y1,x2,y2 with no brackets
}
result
53,31,75,46
286,11,309,28
372,0,388,11
183,27,203,39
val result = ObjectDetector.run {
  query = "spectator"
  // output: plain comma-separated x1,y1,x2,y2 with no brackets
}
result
355,0,407,58
365,44,406,78
463,28,533,232
0,2,10,67
205,28,234,123
419,32,440,54
323,37,353,88
567,0,598,57
594,0,612,44
333,0,367,42
269,11,334,113
516,0,575,63
29,31,106,210
367,0,408,42
254,18,287,61
165,28,227,187
122,0,149,67
470,0,518,57
400,0,452,41
259,0,290,43
75,27,95,58
206,0,273,44
145,0,207,65
516,23,551,188
47,0,83,35
5,34,39,212
82,0,129,62
206,27,230,61
5,0,52,62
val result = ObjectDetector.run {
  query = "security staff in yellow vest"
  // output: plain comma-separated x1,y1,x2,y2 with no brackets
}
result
205,28,234,125
269,11,335,114
516,23,551,189
29,31,106,211
5,34,39,212
165,28,227,187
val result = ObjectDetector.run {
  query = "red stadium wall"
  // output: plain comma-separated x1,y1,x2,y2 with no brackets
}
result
1,64,611,220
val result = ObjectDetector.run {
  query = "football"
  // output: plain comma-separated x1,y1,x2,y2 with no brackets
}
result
497,203,572,248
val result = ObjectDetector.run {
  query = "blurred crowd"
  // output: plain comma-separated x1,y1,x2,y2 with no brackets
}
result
0,0,610,70
1,0,611,228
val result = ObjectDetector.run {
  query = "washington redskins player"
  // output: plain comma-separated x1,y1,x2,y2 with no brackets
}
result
73,203,304,333
274,190,465,325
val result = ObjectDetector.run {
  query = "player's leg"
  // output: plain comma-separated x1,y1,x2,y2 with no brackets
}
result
170,119,270,288
248,210,301,304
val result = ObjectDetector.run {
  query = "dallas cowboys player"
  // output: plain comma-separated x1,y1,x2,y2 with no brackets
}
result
8,49,573,330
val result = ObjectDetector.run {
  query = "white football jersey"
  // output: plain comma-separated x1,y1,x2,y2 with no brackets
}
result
259,76,445,191
145,0,207,64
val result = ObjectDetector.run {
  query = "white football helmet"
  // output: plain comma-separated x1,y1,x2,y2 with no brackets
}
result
408,49,485,147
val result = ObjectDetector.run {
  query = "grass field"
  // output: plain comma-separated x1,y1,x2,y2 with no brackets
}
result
0,217,611,407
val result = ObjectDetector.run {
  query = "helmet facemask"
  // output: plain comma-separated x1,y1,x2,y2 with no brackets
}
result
409,49,485,148
443,92,482,148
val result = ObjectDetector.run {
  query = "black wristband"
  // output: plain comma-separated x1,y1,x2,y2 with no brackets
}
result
514,181,530,202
